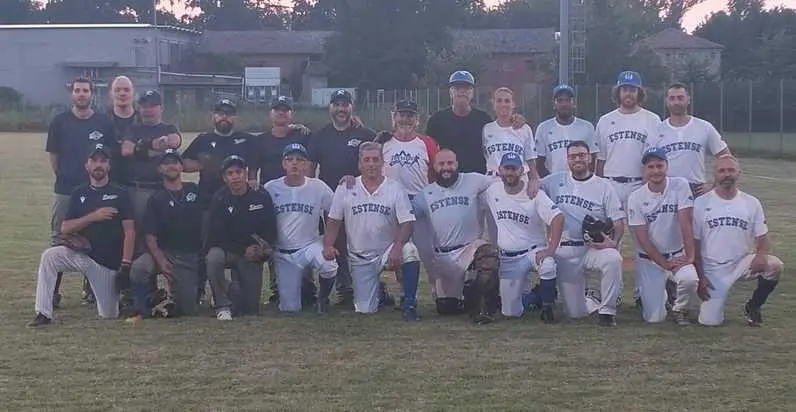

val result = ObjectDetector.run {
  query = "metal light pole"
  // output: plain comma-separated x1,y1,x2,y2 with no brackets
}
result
153,0,161,85
559,0,569,85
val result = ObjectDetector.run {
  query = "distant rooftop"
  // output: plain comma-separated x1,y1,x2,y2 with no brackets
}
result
0,23,200,34
639,28,724,50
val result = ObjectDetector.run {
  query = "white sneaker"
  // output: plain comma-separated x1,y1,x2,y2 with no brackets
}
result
216,309,232,321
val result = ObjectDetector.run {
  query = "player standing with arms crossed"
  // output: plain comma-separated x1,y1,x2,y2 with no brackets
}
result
541,141,625,326
693,155,784,327
535,85,598,177
265,143,338,314
484,153,564,322
627,148,699,325
322,142,421,321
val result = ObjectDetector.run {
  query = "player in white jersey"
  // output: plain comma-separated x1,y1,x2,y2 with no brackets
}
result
323,142,421,321
540,140,625,327
413,149,500,323
627,148,699,325
693,155,783,327
484,152,564,322
264,143,338,314
535,85,598,176
652,83,730,197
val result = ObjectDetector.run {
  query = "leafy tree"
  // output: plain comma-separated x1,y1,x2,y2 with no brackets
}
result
187,0,287,30
0,0,42,24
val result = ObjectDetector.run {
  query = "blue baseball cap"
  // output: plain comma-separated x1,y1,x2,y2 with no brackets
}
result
553,84,576,97
617,71,643,88
500,152,524,168
282,143,308,159
448,70,475,87
642,147,667,164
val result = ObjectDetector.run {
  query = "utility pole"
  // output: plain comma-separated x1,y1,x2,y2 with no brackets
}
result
558,0,570,85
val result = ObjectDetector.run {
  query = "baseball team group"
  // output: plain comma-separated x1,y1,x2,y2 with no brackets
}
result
26,68,784,329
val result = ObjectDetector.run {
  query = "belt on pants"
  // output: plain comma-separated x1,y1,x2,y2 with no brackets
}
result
279,248,300,254
639,247,684,261
560,240,585,247
130,181,161,190
500,244,544,257
435,244,465,253
607,176,643,183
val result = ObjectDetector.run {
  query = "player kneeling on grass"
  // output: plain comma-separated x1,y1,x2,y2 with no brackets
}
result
628,148,699,325
29,143,135,327
693,155,784,327
127,150,202,321
484,153,564,323
540,141,625,327
264,143,338,314
322,142,421,321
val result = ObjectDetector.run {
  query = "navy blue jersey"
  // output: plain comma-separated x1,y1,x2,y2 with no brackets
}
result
307,124,376,188
142,182,203,253
183,131,256,206
206,187,277,255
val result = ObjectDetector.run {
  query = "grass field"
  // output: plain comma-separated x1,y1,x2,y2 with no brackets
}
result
2,133,795,410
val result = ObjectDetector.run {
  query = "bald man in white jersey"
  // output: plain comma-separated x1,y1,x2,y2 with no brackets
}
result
412,149,500,323
627,148,700,325
484,152,564,322
541,141,626,326
323,142,421,321
693,155,783,327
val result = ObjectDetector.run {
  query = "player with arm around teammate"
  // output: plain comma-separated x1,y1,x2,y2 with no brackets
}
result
322,142,422,321
693,155,783,327
264,143,338,314
484,152,564,322
627,148,700,325
540,141,626,327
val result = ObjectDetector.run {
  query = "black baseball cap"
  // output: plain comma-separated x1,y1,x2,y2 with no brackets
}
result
214,99,236,115
160,149,183,164
271,96,292,111
221,154,247,170
330,89,353,104
282,143,309,159
138,90,162,106
394,100,418,114
88,142,112,159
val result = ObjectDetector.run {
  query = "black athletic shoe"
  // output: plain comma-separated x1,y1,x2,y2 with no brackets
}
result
744,302,763,327
379,282,396,307
598,314,617,327
316,298,330,314
27,313,51,327
335,289,354,307
81,291,96,305
52,293,62,310
540,306,555,324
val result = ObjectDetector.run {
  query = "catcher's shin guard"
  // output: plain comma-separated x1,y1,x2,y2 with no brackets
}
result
464,244,500,323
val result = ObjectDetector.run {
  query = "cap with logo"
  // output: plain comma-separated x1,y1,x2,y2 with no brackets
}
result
500,152,524,168
88,142,112,158
394,100,418,114
330,89,353,104
553,84,576,98
641,147,667,164
221,154,247,170
448,70,475,87
271,96,293,110
616,71,643,88
160,148,183,164
138,90,162,105
282,143,309,159
214,99,237,115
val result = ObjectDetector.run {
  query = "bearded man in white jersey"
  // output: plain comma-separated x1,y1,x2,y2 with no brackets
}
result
323,142,421,321
484,153,564,323
264,143,338,314
652,83,730,197
535,85,598,177
541,141,626,327
627,148,700,325
693,155,783,327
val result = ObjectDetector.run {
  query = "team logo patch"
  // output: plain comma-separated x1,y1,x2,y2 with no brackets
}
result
88,130,104,141
227,206,234,214
233,138,246,144
388,150,420,167
169,200,175,207
80,196,86,204
185,192,197,202
347,139,362,147
211,141,217,148
249,203,264,211
102,194,118,201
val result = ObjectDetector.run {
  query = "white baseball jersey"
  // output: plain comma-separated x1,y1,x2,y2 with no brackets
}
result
482,122,537,175
541,172,625,242
484,181,562,251
414,173,492,247
328,176,415,258
595,108,661,177
650,117,728,184
535,117,598,173
382,135,438,195
264,177,333,250
627,177,694,254
693,190,767,269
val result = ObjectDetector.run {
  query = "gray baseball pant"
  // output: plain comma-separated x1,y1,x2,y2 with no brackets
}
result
205,247,264,316
131,251,199,316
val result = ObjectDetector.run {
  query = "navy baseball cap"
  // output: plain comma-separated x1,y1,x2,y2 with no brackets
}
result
138,90,162,105
553,84,576,97
88,142,112,158
330,89,353,104
500,152,523,168
271,96,293,110
282,143,309,159
221,154,247,170
617,71,643,88
160,149,183,164
642,147,668,164
394,100,418,114
214,99,236,114
448,70,475,87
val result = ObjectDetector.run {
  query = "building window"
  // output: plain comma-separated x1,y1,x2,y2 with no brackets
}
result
81,68,100,79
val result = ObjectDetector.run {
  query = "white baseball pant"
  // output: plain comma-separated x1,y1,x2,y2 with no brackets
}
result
699,254,784,326
498,244,556,317
273,240,338,312
433,239,489,299
349,242,419,314
34,246,119,320
634,250,699,323
555,243,623,318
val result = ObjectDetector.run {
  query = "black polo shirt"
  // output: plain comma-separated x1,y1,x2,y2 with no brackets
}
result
65,182,134,270
426,107,492,174
123,122,180,186
183,130,256,206
307,124,376,188
45,111,118,195
252,129,310,184
206,187,277,256
142,182,203,253
108,110,139,186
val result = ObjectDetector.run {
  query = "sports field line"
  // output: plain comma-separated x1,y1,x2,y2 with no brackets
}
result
746,174,796,183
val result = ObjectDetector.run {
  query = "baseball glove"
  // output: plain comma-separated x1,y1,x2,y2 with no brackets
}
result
150,288,176,318
582,215,615,243
250,234,274,262
464,244,500,324
52,233,92,253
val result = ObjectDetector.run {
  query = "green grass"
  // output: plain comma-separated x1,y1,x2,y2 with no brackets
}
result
2,133,796,410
